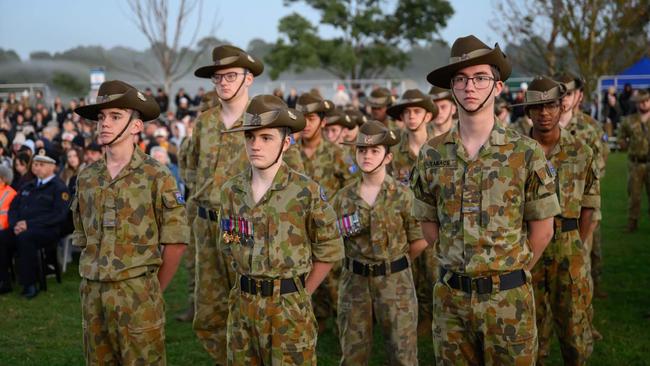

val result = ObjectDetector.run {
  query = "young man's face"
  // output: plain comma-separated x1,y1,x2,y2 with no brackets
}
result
301,113,324,140
356,145,390,173
370,106,387,121
213,67,252,101
244,128,290,169
433,99,455,126
96,108,142,146
451,64,502,113
561,90,576,113
323,124,344,143
401,106,430,130
638,98,650,114
528,101,562,133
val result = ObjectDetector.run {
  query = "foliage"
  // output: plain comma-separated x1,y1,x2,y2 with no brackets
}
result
51,72,89,96
265,0,454,80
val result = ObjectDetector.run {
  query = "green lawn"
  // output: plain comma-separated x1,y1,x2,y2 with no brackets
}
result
1,152,649,365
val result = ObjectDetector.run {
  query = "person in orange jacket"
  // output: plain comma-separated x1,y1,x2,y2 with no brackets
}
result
0,165,18,294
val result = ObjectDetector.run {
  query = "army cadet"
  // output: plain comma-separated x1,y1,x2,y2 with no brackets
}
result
175,90,215,322
385,89,439,338
495,97,511,127
332,120,426,365
188,45,263,365
323,108,359,175
428,86,457,137
411,35,561,365
366,87,399,130
296,91,354,333
7,149,69,299
566,74,610,300
515,76,600,365
218,95,344,365
617,89,650,232
342,108,369,144
72,80,189,365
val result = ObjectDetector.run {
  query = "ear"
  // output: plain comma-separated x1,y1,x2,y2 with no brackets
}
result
384,151,393,165
281,134,291,153
425,111,433,122
494,80,504,97
130,118,144,136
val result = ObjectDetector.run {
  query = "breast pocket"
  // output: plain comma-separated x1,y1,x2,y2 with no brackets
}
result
482,166,524,235
270,212,309,272
430,166,462,235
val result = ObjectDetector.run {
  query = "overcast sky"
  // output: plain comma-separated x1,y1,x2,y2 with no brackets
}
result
0,0,505,60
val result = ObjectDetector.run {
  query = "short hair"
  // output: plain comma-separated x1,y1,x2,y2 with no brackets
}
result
0,165,13,184
490,66,501,82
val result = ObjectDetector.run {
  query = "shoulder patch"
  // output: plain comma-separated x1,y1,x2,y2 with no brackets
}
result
319,186,328,202
174,191,185,204
546,160,556,177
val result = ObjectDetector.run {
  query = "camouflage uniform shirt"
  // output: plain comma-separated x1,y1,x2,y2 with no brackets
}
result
617,113,650,158
391,129,425,185
410,123,561,276
331,175,422,262
300,139,355,199
219,163,344,279
72,147,190,281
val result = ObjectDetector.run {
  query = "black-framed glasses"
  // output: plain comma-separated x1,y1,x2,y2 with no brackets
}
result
211,71,247,84
527,102,561,113
451,75,495,90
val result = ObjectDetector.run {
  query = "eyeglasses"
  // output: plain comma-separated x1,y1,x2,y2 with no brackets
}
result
211,71,247,84
451,75,495,90
527,102,561,113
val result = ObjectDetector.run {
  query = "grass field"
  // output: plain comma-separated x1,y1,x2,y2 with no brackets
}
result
1,152,649,365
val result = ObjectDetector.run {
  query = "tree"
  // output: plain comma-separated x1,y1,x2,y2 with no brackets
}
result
119,0,218,93
265,0,454,80
494,0,650,97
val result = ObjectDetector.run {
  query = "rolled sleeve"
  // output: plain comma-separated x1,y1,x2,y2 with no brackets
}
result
409,157,438,223
158,174,190,245
524,147,561,221
310,190,344,263
70,197,87,247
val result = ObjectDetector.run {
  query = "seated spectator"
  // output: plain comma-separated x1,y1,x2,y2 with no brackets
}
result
11,152,34,190
59,146,85,195
0,165,17,294
7,149,70,298
84,142,103,165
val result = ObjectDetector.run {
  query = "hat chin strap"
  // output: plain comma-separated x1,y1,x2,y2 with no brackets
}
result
101,112,135,147
452,82,495,114
220,71,248,102
257,130,287,171
359,149,388,175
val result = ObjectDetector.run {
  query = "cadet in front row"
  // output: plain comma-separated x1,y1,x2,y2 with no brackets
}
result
218,95,344,365
332,120,427,365
72,80,189,365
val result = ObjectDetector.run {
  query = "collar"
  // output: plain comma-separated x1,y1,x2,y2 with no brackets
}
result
444,117,508,147
352,173,398,207
38,174,56,186
98,145,146,182
235,162,291,196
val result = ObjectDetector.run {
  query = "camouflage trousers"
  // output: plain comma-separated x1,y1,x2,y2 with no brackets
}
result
312,260,340,324
227,275,317,365
531,229,593,365
627,161,650,220
337,260,418,366
412,244,438,323
192,210,236,365
589,220,602,291
184,199,198,305
80,273,166,366
433,272,537,366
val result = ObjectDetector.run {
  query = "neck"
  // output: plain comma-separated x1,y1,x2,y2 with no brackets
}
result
458,107,494,141
431,116,454,137
251,160,282,186
303,130,322,149
408,125,429,145
640,110,650,120
532,126,561,155
558,111,573,128
222,90,249,116
361,166,386,187
105,140,135,166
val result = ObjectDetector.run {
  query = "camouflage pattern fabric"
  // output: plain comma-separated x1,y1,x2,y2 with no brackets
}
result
227,285,317,366
299,138,354,322
72,147,189,281
331,174,421,365
508,116,533,136
284,137,305,173
219,163,344,365
178,135,197,306
432,280,538,365
530,129,600,365
188,105,250,364
72,147,189,365
80,274,166,366
410,122,560,365
617,113,650,221
391,129,423,185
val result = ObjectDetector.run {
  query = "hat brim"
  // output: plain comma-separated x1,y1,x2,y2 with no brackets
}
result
74,89,160,122
224,110,305,134
33,156,56,164
426,46,512,88
386,100,439,120
194,55,264,78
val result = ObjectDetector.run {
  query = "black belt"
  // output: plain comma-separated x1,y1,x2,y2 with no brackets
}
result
630,156,649,163
440,268,527,295
197,206,218,222
557,217,579,233
345,256,409,277
239,274,305,297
